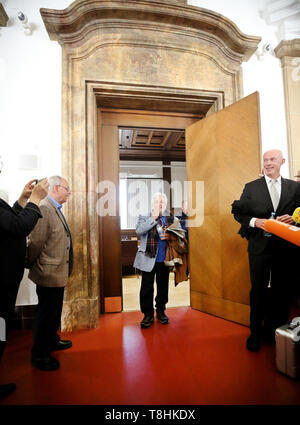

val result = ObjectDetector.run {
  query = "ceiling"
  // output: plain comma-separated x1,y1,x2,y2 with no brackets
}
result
119,127,186,161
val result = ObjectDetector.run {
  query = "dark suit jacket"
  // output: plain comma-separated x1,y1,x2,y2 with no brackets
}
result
176,211,188,238
233,177,300,255
0,199,42,320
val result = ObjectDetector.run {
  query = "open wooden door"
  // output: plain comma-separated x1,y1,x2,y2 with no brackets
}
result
186,92,262,326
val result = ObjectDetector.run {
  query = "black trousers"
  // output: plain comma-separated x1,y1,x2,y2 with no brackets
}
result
0,309,7,363
0,342,5,362
32,286,65,357
0,276,24,365
248,246,293,336
140,262,170,315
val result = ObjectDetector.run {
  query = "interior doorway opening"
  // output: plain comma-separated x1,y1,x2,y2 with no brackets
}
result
99,109,202,315
118,127,190,312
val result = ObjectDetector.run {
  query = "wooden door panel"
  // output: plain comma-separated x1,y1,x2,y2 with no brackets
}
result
189,214,222,297
186,92,262,326
191,291,250,325
99,123,122,313
221,214,250,305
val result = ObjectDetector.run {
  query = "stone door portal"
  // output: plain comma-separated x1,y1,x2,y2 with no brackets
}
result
40,0,261,330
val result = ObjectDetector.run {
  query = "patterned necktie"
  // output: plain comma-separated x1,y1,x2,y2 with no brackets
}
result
269,179,279,211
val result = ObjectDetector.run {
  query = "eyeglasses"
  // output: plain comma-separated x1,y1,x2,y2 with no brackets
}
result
58,184,71,192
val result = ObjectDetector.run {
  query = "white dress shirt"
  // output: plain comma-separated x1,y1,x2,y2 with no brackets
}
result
249,175,282,228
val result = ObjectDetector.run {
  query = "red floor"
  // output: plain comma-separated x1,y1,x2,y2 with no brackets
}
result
0,307,299,405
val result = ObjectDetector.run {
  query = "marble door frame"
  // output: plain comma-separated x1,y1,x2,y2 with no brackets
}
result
40,0,261,330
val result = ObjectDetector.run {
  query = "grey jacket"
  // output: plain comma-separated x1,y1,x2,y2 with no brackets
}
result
133,214,158,272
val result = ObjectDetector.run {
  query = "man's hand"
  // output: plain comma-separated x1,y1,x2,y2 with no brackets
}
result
152,210,159,220
18,179,39,207
276,214,294,225
160,232,169,240
254,218,267,230
29,179,49,206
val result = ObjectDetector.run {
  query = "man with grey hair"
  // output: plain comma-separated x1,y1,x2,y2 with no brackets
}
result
133,192,177,328
233,149,300,352
27,176,73,371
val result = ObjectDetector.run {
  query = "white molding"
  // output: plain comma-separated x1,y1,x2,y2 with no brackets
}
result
260,0,300,40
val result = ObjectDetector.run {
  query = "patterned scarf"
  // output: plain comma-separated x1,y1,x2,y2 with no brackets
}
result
145,216,173,258
145,225,159,258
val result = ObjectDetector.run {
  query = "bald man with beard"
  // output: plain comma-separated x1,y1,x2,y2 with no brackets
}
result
234,149,300,351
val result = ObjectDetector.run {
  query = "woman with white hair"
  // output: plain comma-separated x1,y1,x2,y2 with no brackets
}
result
133,192,175,328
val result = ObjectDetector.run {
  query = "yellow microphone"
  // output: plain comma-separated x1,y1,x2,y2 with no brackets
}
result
292,207,300,225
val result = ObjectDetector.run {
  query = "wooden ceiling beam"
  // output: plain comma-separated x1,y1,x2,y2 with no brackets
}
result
146,130,154,145
132,129,137,145
119,128,186,151
119,148,185,162
163,131,185,150
161,131,172,147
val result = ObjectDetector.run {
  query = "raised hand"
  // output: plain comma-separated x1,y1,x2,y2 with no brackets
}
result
29,179,49,205
18,179,40,207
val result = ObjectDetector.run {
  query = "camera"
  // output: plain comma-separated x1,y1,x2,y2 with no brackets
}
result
35,178,46,184
17,12,28,24
262,43,274,55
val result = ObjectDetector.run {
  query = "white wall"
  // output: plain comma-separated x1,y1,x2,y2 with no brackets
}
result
0,0,292,305
119,161,187,226
171,162,187,211
188,0,290,175
0,0,70,305
242,53,288,174
0,0,70,202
